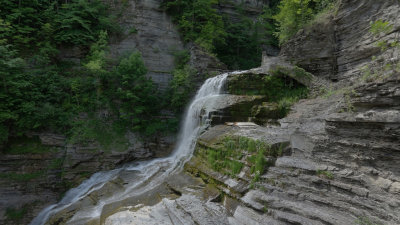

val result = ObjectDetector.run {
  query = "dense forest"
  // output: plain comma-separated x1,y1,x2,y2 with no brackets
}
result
0,0,336,148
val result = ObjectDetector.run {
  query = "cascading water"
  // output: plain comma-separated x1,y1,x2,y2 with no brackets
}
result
30,72,231,225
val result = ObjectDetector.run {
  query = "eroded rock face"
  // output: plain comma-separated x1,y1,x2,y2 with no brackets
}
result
0,132,175,225
184,74,400,225
179,0,400,221
106,0,184,90
280,0,400,82
218,0,267,22
106,0,229,91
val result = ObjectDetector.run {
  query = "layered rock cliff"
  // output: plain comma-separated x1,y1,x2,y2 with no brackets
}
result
3,0,400,224
103,0,399,224
0,1,270,224
280,0,400,82
179,0,400,224
0,132,175,225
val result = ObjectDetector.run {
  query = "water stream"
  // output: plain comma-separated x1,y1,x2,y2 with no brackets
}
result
30,72,233,225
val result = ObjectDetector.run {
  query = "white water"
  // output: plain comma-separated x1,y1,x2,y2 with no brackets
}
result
30,72,231,225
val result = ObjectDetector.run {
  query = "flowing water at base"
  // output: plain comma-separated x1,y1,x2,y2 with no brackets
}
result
30,72,239,225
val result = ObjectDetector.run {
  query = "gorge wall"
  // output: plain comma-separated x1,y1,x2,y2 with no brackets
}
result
2,0,400,224
179,0,400,224
0,1,270,224
0,132,175,225
106,0,270,90
280,0,400,82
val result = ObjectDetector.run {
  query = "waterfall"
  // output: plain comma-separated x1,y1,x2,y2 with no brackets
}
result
30,73,229,225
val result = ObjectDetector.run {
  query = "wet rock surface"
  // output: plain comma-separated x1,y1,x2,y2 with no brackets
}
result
183,74,400,225
0,133,175,225
6,1,400,224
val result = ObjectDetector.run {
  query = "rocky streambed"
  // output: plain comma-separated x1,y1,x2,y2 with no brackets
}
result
3,0,400,224
8,62,399,225
101,71,400,225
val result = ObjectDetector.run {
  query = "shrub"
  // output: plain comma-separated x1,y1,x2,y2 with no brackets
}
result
273,0,337,44
115,52,160,132
370,20,393,36
163,0,226,53
164,0,278,70
0,0,116,51
169,65,196,112
316,170,334,179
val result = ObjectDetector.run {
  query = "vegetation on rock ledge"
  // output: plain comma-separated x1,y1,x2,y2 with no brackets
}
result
162,0,280,70
199,135,282,182
273,0,338,44
0,0,174,149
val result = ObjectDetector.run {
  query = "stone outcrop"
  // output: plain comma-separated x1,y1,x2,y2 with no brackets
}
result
107,0,185,90
218,0,267,22
179,1,400,224
0,132,174,225
183,74,400,225
97,70,399,224
107,0,230,91
280,0,400,82
9,0,400,224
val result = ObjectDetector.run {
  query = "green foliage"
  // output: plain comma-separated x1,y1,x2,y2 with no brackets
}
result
84,30,109,72
248,139,257,152
164,0,278,70
3,136,53,154
369,20,397,53
376,40,388,52
316,169,334,179
214,1,280,70
115,52,160,132
163,0,226,52
128,27,138,34
172,50,190,69
343,90,355,113
53,0,115,46
229,160,244,175
0,0,116,51
0,1,174,152
206,148,243,177
253,149,267,182
49,158,64,170
0,46,73,142
354,217,378,225
215,14,262,70
0,45,25,144
168,49,196,112
203,135,276,180
370,20,392,36
68,118,129,151
228,73,308,117
5,206,27,221
0,47,168,148
273,0,336,44
260,0,281,47
0,171,44,182
239,136,249,150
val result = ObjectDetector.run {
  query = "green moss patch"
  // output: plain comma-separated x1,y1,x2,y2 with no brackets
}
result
316,170,334,180
5,206,28,221
0,171,44,182
3,136,54,155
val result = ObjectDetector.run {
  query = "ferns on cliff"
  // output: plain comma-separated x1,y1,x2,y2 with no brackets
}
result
0,1,169,148
163,0,280,70
163,0,227,52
